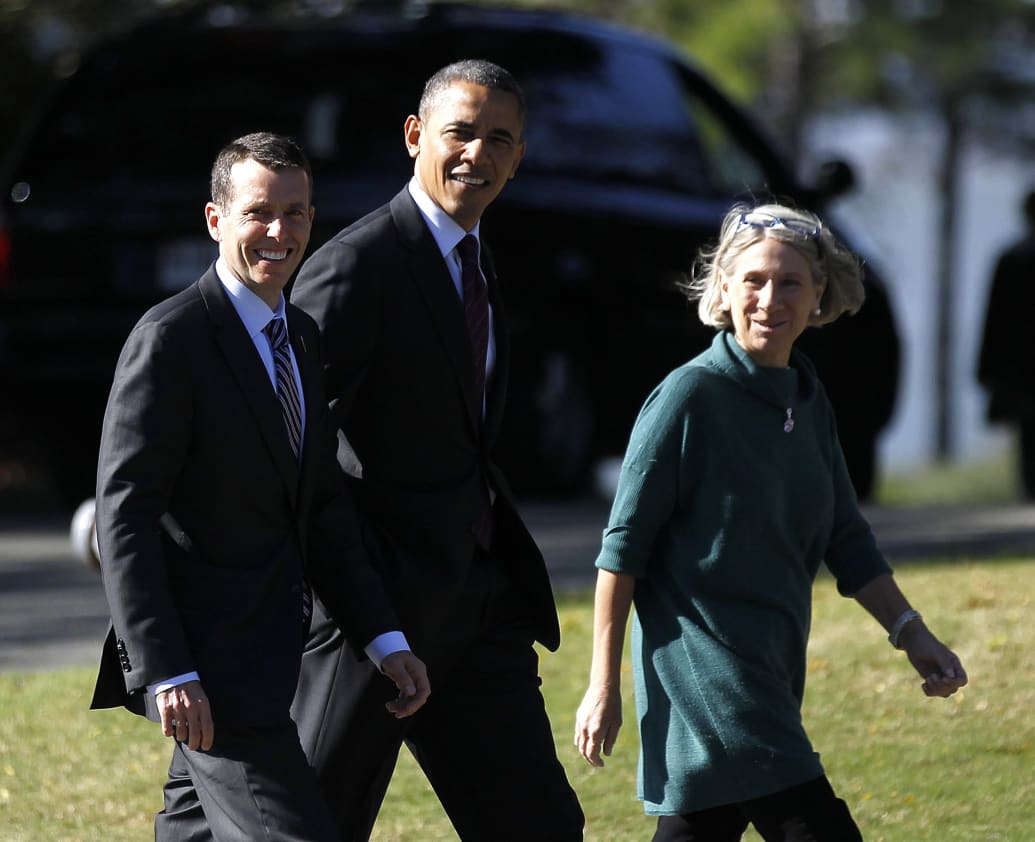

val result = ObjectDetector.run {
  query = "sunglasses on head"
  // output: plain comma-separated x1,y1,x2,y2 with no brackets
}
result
737,211,821,239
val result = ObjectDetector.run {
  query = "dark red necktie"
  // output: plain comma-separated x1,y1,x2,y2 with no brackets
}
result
456,235,493,549
457,235,488,409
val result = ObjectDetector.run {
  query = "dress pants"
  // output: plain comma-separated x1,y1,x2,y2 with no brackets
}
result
155,721,339,842
652,775,862,842
291,551,585,841
1019,414,1035,498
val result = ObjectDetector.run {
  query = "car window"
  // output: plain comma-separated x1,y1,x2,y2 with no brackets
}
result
499,35,715,193
486,31,770,197
12,21,771,205
16,33,414,187
683,92,767,195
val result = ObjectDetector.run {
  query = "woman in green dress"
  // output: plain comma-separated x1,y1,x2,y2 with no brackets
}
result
574,202,967,841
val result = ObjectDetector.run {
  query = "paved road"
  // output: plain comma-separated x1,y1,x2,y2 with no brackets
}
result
2,501,1034,672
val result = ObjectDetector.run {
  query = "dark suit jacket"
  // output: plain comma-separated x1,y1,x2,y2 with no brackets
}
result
291,187,560,655
978,235,1035,420
90,266,398,726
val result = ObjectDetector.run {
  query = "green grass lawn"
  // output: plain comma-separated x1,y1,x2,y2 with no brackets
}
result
875,450,1023,505
1,557,1031,841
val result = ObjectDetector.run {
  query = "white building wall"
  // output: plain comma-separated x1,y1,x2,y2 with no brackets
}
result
805,110,1030,470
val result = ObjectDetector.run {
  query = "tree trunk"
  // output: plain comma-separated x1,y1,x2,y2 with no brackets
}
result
934,97,963,461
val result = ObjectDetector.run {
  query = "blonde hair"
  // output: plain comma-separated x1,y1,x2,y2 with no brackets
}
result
684,202,865,328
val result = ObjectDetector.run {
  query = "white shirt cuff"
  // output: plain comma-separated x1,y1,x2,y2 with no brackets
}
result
148,671,200,695
364,632,410,670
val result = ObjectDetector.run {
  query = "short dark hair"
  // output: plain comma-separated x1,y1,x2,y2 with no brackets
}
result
210,132,312,207
418,59,526,129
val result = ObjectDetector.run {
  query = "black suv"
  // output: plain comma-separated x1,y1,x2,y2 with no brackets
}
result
0,2,898,504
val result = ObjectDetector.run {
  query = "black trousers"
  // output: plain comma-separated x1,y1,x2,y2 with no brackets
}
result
155,722,339,842
1019,414,1035,498
291,553,585,841
652,775,862,842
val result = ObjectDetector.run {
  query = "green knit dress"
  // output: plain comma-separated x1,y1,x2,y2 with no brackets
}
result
596,329,891,815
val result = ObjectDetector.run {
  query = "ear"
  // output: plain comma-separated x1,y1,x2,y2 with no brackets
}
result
403,114,422,160
718,270,730,309
204,202,221,243
509,140,527,180
813,281,826,316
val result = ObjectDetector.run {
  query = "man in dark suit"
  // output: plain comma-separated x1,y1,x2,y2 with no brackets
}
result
90,132,430,842
978,188,1035,498
290,61,584,840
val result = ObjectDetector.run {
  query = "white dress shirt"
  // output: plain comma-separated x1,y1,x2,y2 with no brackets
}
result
407,177,496,395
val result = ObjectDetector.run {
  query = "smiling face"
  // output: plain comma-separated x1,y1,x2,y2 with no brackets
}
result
404,80,525,231
720,237,824,367
204,158,314,309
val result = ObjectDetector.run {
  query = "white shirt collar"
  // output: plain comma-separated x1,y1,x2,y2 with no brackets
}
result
214,258,286,338
407,177,481,258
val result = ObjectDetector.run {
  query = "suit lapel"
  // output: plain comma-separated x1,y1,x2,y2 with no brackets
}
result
289,307,321,516
199,268,300,506
390,190,485,435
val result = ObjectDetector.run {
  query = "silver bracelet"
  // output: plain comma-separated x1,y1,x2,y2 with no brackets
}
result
888,608,922,649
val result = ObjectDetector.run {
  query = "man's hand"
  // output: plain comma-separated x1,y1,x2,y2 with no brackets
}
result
157,679,214,750
379,651,431,718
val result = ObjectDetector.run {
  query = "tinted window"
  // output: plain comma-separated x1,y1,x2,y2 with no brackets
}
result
499,35,714,192
15,30,418,187
13,23,770,199
684,93,766,195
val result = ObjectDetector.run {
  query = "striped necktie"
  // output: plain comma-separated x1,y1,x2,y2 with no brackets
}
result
264,317,303,461
264,316,312,630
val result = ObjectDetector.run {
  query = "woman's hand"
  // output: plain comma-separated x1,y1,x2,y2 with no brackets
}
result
575,682,622,767
898,622,968,697
576,569,635,766
852,573,968,698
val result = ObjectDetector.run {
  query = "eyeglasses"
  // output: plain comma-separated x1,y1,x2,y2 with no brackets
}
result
737,211,821,239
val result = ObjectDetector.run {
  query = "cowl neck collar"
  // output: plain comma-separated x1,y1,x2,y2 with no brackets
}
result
698,330,819,427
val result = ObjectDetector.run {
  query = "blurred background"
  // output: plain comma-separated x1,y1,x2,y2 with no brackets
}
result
3,0,1035,513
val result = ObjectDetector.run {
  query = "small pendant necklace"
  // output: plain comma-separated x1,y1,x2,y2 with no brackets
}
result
783,408,795,433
